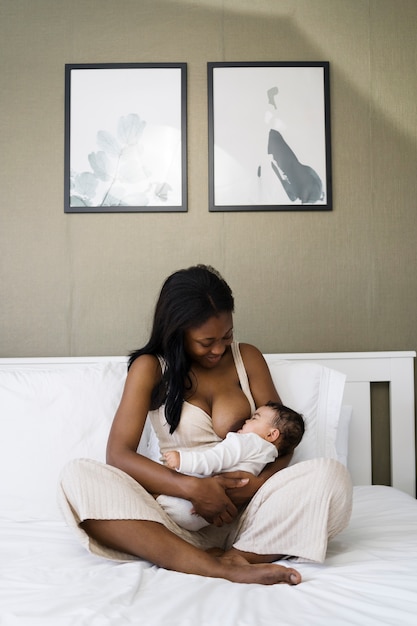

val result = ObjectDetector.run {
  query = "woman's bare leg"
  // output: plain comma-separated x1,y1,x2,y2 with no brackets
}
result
81,519,301,585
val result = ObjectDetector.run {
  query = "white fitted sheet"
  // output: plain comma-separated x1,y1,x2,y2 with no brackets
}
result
1,485,416,626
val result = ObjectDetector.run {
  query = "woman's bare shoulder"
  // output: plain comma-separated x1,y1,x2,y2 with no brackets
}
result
127,353,162,387
238,343,280,403
238,342,266,363
237,342,271,377
129,352,161,370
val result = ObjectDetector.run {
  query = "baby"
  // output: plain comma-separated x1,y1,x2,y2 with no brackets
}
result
158,401,304,531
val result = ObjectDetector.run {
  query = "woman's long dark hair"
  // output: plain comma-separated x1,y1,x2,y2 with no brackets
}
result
128,265,234,433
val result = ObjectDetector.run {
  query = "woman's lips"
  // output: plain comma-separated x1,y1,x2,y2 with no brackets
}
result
206,354,222,364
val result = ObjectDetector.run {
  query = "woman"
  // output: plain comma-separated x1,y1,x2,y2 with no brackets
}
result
59,265,352,585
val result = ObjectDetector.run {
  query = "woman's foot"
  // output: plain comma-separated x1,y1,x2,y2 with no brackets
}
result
217,551,301,585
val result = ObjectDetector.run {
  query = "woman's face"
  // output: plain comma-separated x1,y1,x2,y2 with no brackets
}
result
184,311,233,368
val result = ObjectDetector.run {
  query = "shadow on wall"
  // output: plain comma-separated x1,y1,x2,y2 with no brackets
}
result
167,0,417,356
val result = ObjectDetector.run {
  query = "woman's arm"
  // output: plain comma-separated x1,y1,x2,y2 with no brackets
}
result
106,355,246,525
239,343,282,406
106,354,166,490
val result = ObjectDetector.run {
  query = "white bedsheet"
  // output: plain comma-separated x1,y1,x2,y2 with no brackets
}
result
1,486,416,626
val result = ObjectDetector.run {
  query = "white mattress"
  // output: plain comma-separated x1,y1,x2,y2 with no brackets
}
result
1,485,416,626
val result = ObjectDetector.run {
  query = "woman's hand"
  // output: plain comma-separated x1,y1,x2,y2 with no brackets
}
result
188,475,249,527
220,471,263,507
221,454,293,507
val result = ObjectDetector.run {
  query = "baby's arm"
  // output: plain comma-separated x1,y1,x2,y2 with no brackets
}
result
164,450,180,470
177,434,249,475
164,435,276,476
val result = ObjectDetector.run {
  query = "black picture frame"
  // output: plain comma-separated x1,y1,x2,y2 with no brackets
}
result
64,63,187,213
208,61,332,211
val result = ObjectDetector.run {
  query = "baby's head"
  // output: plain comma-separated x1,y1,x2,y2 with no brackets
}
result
238,401,304,455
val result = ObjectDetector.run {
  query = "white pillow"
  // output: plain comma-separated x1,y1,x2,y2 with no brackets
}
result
0,362,127,521
335,405,352,467
263,359,346,465
0,357,347,522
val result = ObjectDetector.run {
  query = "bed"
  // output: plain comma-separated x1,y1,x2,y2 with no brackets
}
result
0,351,416,626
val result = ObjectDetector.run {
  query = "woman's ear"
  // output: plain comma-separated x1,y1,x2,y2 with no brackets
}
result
267,428,280,443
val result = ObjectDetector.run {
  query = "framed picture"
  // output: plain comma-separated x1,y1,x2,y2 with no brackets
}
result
64,63,187,213
208,62,332,211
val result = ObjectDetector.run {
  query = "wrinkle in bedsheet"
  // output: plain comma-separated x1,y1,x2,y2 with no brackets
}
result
1,487,417,626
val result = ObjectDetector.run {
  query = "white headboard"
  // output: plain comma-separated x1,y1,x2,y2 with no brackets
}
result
264,351,416,497
0,351,415,497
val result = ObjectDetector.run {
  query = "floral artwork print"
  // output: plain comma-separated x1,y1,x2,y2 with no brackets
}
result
65,65,186,212
70,113,173,208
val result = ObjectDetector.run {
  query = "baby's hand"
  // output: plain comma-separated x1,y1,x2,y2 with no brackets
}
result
164,450,180,470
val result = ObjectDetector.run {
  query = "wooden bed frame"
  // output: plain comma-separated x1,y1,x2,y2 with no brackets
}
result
1,350,415,496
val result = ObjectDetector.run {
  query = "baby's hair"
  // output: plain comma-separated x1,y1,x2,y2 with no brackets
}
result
265,401,305,456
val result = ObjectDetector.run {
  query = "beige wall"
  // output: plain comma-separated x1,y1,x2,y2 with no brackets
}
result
1,0,416,359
